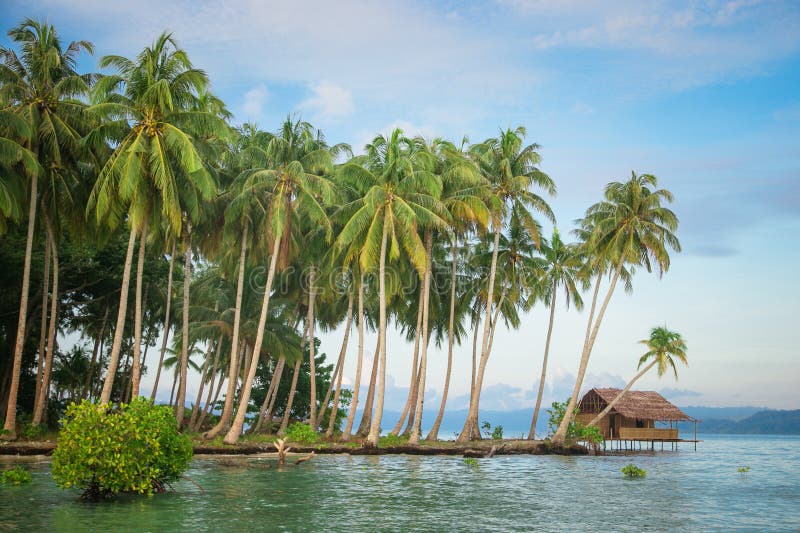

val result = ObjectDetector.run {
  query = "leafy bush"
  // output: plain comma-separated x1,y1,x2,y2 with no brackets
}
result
481,420,504,440
579,424,603,446
378,433,408,447
547,399,603,445
284,423,318,444
621,464,646,478
463,458,479,469
51,398,192,498
1,466,32,485
22,423,44,440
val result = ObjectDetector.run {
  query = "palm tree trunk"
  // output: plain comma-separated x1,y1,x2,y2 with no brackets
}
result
255,356,285,433
175,228,192,427
470,308,480,396
326,293,354,437
392,285,424,435
99,223,138,404
307,266,318,427
189,338,217,429
2,172,38,439
169,367,178,407
457,228,501,442
120,350,132,403
409,232,433,445
197,368,224,430
587,360,657,427
223,233,282,444
83,305,109,400
279,358,303,435
192,337,222,432
553,260,624,445
204,225,247,438
342,273,365,441
32,213,59,426
529,281,557,440
426,239,458,441
33,235,50,415
151,241,176,401
366,221,389,447
130,214,149,399
263,359,285,431
357,337,381,437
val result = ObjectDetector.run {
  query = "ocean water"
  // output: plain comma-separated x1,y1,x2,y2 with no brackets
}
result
1,434,798,531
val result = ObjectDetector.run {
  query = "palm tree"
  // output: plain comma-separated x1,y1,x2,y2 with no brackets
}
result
87,32,225,404
457,127,555,442
552,172,680,445
0,19,91,438
335,129,448,446
587,326,688,427
222,117,338,444
527,229,583,439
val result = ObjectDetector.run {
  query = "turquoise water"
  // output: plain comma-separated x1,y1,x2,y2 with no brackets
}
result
1,435,798,531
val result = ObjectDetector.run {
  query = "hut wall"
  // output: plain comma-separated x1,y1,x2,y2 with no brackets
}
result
577,413,611,438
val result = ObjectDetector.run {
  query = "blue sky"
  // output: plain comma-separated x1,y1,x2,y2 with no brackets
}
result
3,0,799,409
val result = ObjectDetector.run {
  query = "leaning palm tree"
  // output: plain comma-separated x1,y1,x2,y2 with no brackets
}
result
587,326,688,427
335,129,448,447
222,116,338,444
527,229,584,439
0,19,91,438
87,32,226,405
457,127,555,442
552,172,680,445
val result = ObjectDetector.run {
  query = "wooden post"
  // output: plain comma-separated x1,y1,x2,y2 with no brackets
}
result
694,420,697,451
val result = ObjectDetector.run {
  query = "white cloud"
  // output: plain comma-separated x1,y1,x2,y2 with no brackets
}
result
299,81,354,119
241,84,269,120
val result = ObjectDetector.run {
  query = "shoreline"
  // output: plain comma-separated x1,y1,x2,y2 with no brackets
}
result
0,439,588,458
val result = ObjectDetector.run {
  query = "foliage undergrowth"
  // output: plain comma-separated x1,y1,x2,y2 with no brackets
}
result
546,400,603,445
378,434,409,447
51,398,193,498
284,423,318,444
1,466,32,485
621,464,647,478
481,421,504,440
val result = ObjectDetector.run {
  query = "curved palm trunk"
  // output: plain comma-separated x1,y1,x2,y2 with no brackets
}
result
307,267,318,427
553,260,624,445
324,292,354,436
255,356,285,433
189,337,218,430
409,233,433,445
357,337,381,437
130,215,149,398
426,239,458,441
197,369,224,430
279,359,303,434
32,216,58,426
457,229,501,442
223,233,282,444
470,309,480,396
3,175,39,438
342,273,366,441
175,229,192,427
529,281,557,440
192,338,222,432
99,223,138,404
33,236,51,414
366,222,389,447
205,225,247,438
151,241,176,401
392,287,423,435
83,305,109,400
587,360,657,428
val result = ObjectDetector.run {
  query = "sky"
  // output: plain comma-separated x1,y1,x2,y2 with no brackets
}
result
3,0,799,411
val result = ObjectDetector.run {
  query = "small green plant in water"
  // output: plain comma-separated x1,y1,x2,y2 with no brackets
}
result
284,423,318,444
738,466,750,478
1,466,32,485
463,458,479,469
621,464,646,479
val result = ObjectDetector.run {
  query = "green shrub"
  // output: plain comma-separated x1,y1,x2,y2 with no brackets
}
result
1,466,32,485
284,423,318,444
51,398,193,498
463,458,479,469
22,423,44,441
621,464,646,478
378,433,408,447
481,421,504,440
579,424,603,446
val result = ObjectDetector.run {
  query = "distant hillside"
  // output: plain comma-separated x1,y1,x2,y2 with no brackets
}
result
680,406,766,422
679,410,800,435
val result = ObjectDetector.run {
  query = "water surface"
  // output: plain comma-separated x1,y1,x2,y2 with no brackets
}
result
1,435,798,531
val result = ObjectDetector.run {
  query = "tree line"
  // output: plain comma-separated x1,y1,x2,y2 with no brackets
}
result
0,19,681,446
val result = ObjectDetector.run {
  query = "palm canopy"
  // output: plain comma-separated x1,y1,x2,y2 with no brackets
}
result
86,32,228,233
539,229,584,310
638,326,688,379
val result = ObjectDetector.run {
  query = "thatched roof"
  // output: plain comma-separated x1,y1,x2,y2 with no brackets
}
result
580,388,694,421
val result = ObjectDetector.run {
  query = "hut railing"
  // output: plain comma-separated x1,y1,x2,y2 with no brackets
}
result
618,427,678,440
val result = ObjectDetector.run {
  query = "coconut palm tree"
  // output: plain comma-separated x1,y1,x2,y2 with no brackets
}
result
335,129,448,447
87,32,226,404
527,229,584,439
587,326,688,427
552,172,680,445
0,19,92,438
222,117,339,444
457,127,555,442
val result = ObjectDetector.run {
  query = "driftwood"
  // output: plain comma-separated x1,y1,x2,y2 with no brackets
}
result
294,452,315,465
463,444,503,458
274,438,292,465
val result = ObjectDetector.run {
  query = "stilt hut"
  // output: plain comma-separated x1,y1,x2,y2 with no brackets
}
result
576,388,696,441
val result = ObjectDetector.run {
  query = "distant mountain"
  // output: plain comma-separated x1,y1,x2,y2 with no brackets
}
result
685,410,800,435
679,406,767,422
